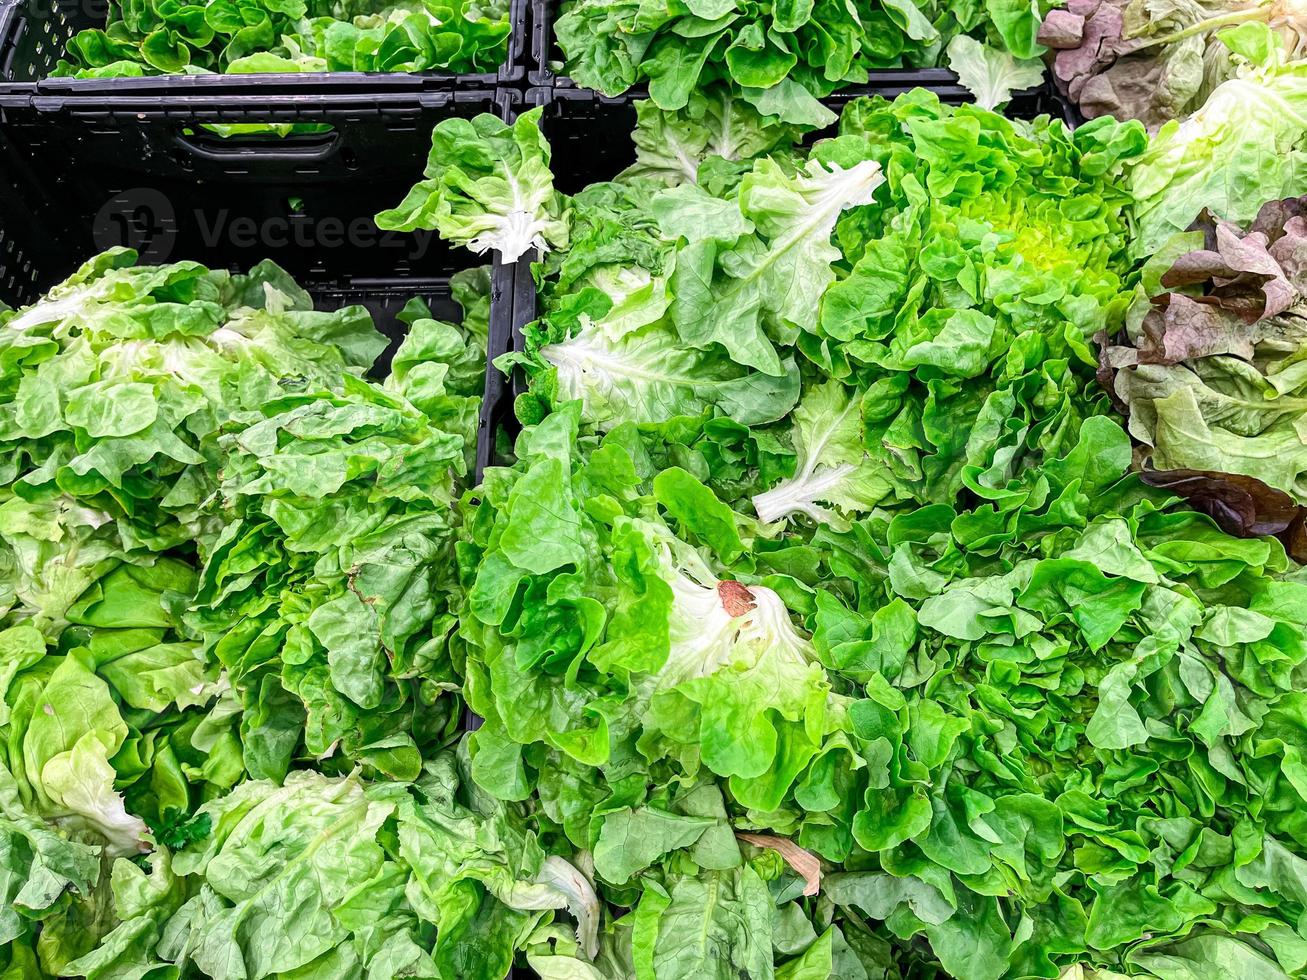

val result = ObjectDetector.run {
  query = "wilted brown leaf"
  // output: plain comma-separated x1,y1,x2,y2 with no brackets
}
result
736,833,822,896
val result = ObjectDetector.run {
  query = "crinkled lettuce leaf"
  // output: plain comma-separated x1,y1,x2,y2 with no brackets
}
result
1105,194,1307,552
379,108,570,263
1129,24,1307,256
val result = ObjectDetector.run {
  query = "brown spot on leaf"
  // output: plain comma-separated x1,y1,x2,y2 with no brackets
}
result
717,580,756,617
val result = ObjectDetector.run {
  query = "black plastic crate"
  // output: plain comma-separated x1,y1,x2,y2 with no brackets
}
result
525,0,551,87
0,123,66,303
0,0,528,96
0,84,516,472
1,87,507,281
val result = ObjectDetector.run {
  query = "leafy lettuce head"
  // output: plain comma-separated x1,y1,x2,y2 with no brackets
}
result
1104,194,1307,554
788,93,1149,507
186,300,486,784
1129,22,1307,256
49,748,590,980
460,406,846,843
378,108,570,263
0,248,385,564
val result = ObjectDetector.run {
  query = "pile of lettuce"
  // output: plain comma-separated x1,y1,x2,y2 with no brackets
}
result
1126,24,1307,256
11,67,1307,980
1102,194,1307,557
372,83,1307,978
554,0,1055,125
0,250,548,977
463,404,1307,979
1041,0,1306,127
57,0,511,77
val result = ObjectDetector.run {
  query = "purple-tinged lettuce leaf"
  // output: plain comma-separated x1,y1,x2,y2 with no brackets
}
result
1109,195,1307,508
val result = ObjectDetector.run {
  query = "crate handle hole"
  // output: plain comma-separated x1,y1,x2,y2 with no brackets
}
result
174,128,343,165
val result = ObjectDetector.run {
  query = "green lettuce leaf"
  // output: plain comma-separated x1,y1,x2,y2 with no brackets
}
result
1129,24,1307,256
378,108,570,263
945,34,1044,109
